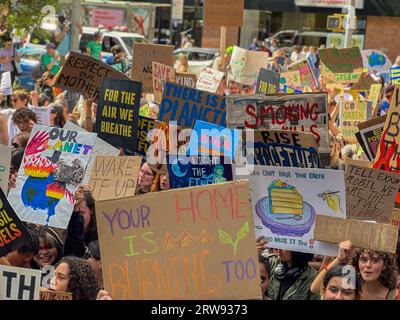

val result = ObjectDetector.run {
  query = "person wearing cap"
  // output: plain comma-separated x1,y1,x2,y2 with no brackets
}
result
41,43,61,76
87,32,102,60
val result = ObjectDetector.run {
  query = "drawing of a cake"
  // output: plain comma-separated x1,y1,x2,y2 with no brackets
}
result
268,180,304,215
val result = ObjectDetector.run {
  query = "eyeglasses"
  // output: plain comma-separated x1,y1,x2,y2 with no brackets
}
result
359,256,383,265
140,169,154,177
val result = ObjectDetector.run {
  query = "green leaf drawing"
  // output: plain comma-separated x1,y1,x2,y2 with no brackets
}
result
218,222,251,256
218,229,234,245
236,222,249,241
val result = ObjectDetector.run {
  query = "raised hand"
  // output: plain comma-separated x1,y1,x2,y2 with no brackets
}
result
25,131,49,156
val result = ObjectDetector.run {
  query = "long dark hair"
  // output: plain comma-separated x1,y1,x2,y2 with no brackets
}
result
83,190,98,241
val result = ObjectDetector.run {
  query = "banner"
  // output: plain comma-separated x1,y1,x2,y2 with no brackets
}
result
95,181,260,300
152,62,176,104
0,145,11,193
203,0,244,27
256,68,280,95
88,156,141,201
7,125,96,229
345,164,400,223
176,73,197,88
226,93,329,153
131,43,174,94
196,67,224,93
235,165,346,255
168,155,233,189
158,82,226,128
362,50,392,74
0,265,41,300
229,46,269,86
54,51,129,99
245,129,320,168
340,101,368,144
356,115,386,161
95,78,142,156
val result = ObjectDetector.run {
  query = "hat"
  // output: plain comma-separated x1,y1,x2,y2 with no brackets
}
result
46,43,56,49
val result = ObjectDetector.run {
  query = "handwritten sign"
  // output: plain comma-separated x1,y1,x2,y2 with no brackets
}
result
152,62,176,104
280,71,302,91
131,43,174,94
362,50,392,74
88,156,141,201
226,93,329,153
203,0,244,27
256,68,280,95
31,107,50,126
95,78,141,156
158,82,226,128
95,180,260,300
391,208,400,230
196,67,224,93
314,216,398,254
176,73,197,88
229,46,269,86
288,59,318,89
0,145,11,194
235,165,346,256
340,101,367,144
0,265,41,300
356,115,386,161
246,129,321,168
368,84,382,114
40,289,72,300
54,51,129,99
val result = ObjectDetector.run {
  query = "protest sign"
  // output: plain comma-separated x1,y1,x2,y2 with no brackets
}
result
88,156,141,201
0,187,32,257
229,46,269,86
280,71,302,91
226,93,330,153
356,115,386,161
345,164,400,223
368,83,382,116
158,82,226,128
40,289,72,300
168,155,233,189
176,72,197,88
7,125,96,229
256,68,280,95
152,62,176,104
236,165,346,255
131,43,174,93
0,265,41,300
391,208,400,230
31,107,50,126
319,47,363,84
64,121,120,184
339,101,368,144
314,216,398,254
196,67,224,93
362,50,392,74
245,129,321,168
95,78,141,156
0,145,11,193
203,0,244,27
350,73,378,91
288,59,318,89
136,116,156,156
95,180,260,300
54,51,129,99
390,66,400,85
187,120,240,159
0,72,12,96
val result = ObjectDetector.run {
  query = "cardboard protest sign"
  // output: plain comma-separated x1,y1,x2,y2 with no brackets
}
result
362,50,392,74
235,165,346,255
356,115,386,161
256,68,280,95
345,164,400,223
339,101,368,144
391,66,400,85
54,51,129,99
196,67,224,93
158,82,226,128
0,265,41,300
226,93,330,153
95,180,260,300
95,78,142,156
168,155,233,189
368,84,382,116
88,156,141,201
187,120,240,159
288,59,318,89
0,187,32,257
152,62,176,104
280,71,302,92
314,216,398,254
319,47,363,84
245,129,321,168
131,43,174,93
229,46,269,86
31,107,50,126
64,121,120,184
0,145,11,193
175,72,197,88
203,0,244,27
40,289,72,300
7,125,96,229
350,73,378,91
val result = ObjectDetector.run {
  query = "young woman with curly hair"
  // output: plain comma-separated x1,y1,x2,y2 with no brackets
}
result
51,256,99,300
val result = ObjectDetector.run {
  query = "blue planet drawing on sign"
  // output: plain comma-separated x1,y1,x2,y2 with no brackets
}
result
368,52,386,67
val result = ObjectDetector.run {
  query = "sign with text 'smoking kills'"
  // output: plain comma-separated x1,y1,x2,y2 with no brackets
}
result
95,180,260,300
95,78,142,156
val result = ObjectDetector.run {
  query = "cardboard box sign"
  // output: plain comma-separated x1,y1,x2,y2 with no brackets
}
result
0,265,41,300
203,0,244,27
54,51,129,99
95,180,260,300
314,216,399,254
